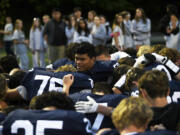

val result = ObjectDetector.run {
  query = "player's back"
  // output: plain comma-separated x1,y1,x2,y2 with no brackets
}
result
21,69,93,101
149,102,180,132
2,109,93,135
70,93,127,131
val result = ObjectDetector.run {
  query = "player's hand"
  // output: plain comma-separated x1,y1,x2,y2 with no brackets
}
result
75,96,98,113
63,74,74,87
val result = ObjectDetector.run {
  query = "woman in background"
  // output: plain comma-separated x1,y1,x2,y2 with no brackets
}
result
87,10,96,31
132,8,151,50
121,11,134,48
91,16,106,46
13,19,29,70
165,13,180,51
112,13,125,51
65,15,76,45
29,18,46,68
73,18,92,43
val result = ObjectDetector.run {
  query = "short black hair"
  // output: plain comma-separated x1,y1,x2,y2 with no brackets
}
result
52,8,61,13
66,43,80,60
107,46,118,54
95,45,109,57
124,48,137,58
29,91,74,110
0,56,19,73
92,82,113,95
74,42,96,58
74,7,82,12
8,70,26,89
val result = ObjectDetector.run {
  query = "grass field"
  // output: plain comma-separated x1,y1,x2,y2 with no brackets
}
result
0,45,49,69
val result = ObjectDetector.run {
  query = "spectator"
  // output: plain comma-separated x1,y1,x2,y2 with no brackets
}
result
42,14,50,25
43,8,67,63
87,10,96,31
65,15,76,45
12,19,29,70
0,17,14,56
73,19,92,43
132,8,151,50
158,4,178,34
100,15,112,46
91,16,106,46
164,13,180,51
112,13,125,51
74,7,83,22
29,18,46,68
121,11,134,48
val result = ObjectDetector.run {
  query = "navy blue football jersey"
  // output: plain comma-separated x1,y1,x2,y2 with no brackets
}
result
21,69,94,101
2,109,93,135
100,130,178,135
168,80,180,103
70,93,127,131
0,112,6,123
79,60,118,83
48,60,117,83
149,102,180,132
51,58,75,70
144,62,172,81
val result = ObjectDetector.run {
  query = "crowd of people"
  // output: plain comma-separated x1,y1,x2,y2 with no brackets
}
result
0,4,179,135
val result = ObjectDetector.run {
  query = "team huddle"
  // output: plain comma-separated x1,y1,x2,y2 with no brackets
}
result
0,42,179,135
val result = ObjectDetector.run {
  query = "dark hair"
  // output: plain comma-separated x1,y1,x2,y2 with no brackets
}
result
92,82,113,94
107,46,118,54
112,64,131,86
138,70,169,99
120,11,130,19
0,56,19,73
135,8,147,24
8,70,26,89
167,4,178,15
124,48,137,58
77,19,90,36
52,8,61,13
0,74,7,99
95,45,109,57
66,43,80,60
74,42,96,58
29,91,74,110
67,14,75,29
74,7,82,12
113,13,126,34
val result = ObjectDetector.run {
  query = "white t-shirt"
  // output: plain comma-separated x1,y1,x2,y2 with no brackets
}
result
112,26,124,47
3,23,13,41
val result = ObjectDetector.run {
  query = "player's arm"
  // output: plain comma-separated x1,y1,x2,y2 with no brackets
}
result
62,74,74,96
150,53,180,80
6,86,26,101
75,96,113,116
112,74,126,94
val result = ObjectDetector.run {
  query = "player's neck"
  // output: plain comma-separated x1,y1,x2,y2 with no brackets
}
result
94,92,105,96
120,125,145,135
149,97,168,107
